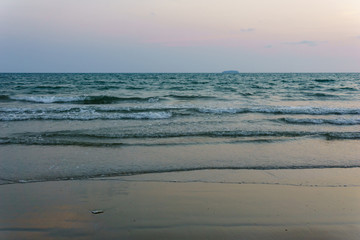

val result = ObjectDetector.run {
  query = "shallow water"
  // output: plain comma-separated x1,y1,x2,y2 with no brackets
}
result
0,73,359,183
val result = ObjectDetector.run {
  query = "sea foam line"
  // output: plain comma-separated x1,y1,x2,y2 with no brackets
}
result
1,105,360,115
0,111,172,121
7,95,162,104
2,165,360,186
2,130,360,143
279,117,360,125
197,106,360,115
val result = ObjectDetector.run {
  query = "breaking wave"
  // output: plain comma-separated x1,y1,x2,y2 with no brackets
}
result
1,105,360,121
279,117,360,125
1,130,359,147
6,95,162,104
3,165,360,185
197,106,360,115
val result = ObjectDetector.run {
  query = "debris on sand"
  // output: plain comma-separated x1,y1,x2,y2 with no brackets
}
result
91,210,104,214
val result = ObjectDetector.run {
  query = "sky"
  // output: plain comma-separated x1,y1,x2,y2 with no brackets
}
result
0,0,359,72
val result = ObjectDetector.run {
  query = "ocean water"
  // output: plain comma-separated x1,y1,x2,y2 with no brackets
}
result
0,73,359,184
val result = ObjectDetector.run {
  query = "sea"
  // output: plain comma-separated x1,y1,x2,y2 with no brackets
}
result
0,73,359,184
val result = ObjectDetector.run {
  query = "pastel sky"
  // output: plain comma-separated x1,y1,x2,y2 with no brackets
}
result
1,0,359,72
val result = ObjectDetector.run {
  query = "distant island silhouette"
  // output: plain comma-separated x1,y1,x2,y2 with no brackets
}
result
222,70,239,74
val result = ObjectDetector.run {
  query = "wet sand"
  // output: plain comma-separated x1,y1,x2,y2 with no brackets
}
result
1,170,360,240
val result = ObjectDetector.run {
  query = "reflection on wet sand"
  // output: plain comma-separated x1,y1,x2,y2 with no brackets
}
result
1,172,360,240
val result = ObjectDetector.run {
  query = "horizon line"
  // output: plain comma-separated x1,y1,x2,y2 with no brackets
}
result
1,72,359,74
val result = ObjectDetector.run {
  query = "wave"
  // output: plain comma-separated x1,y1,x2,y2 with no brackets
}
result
67,130,357,140
165,94,218,100
0,95,11,101
1,105,360,121
6,95,162,104
324,132,360,140
340,87,359,91
33,85,70,90
4,94,221,104
197,106,360,115
304,92,338,98
314,79,336,83
0,105,178,121
1,130,359,147
0,135,291,147
279,117,360,125
3,165,360,185
0,111,172,121
0,139,125,147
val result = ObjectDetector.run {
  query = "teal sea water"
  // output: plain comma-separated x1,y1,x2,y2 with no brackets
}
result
0,73,360,184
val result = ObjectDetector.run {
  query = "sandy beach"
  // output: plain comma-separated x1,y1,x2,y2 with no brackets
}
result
1,169,360,240
2,0,360,238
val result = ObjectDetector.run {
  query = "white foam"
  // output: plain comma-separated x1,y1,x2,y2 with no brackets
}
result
198,106,360,115
198,108,245,114
0,111,172,121
147,97,160,103
10,95,84,103
283,117,360,125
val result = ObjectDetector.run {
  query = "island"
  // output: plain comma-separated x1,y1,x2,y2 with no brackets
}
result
222,70,239,74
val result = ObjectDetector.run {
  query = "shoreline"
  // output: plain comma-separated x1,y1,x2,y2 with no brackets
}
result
1,169,360,239
2,167,360,187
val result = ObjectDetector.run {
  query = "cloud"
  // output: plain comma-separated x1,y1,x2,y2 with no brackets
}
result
240,28,255,33
264,45,272,48
283,40,326,47
357,35,360,39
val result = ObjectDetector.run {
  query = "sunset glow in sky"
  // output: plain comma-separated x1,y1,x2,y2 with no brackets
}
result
1,0,359,72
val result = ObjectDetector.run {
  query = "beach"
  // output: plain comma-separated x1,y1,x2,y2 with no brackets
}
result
2,0,360,237
1,169,360,240
1,73,360,239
